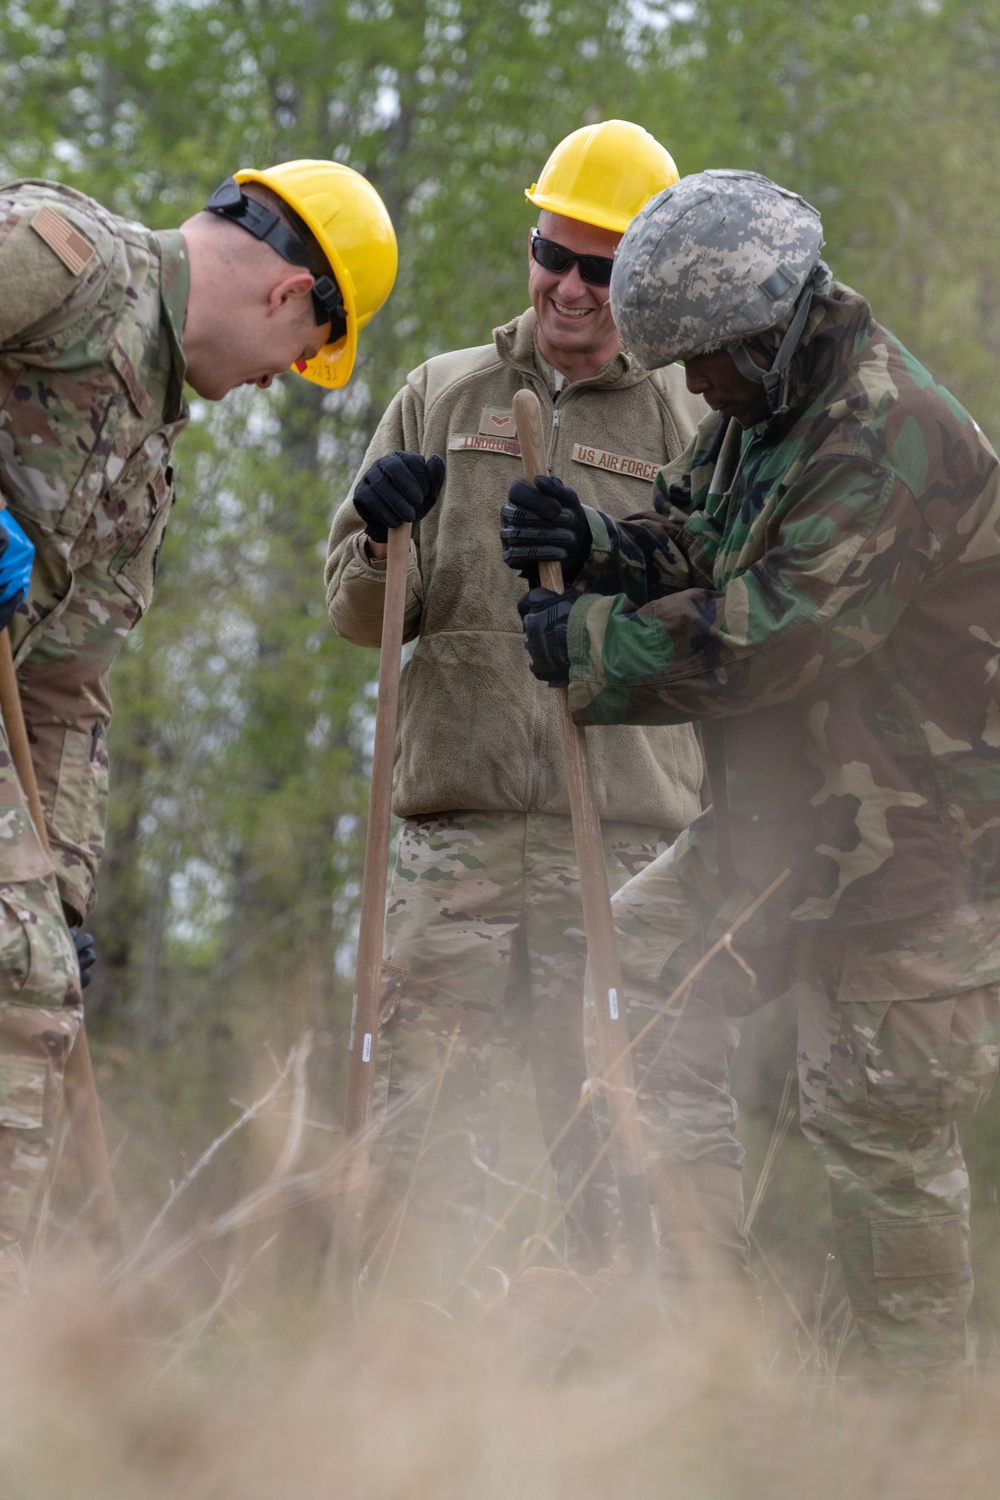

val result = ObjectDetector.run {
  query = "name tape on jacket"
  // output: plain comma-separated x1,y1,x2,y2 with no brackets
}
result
447,435,660,480
571,444,660,482
448,434,522,457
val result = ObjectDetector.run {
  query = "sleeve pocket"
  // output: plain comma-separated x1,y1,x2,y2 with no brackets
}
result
51,724,107,853
109,465,174,617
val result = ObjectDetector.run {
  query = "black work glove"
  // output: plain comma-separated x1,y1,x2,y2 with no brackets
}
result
353,450,446,543
517,587,575,686
72,930,97,990
501,474,592,586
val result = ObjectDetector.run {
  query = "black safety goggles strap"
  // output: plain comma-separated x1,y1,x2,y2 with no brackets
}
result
205,177,347,340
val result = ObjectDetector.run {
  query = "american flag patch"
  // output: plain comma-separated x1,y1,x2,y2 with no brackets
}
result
29,205,95,276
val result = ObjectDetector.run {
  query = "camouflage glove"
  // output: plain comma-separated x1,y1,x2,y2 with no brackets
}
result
501,475,593,585
72,930,97,990
353,451,446,544
517,587,574,687
0,511,34,631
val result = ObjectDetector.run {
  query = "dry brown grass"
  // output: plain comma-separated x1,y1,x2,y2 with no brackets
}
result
3,1028,998,1500
0,1252,997,1500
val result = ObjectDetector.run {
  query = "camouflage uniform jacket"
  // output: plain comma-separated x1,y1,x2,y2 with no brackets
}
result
326,308,705,831
0,179,189,921
567,284,1000,979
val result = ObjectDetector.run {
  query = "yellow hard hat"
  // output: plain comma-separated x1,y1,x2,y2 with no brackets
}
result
525,121,679,235
234,159,398,389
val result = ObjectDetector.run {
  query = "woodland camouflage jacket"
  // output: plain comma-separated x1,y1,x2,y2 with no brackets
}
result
568,284,1000,940
0,179,188,921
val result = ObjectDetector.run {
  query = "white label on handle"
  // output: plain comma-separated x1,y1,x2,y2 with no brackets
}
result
608,988,619,1020
362,1032,373,1063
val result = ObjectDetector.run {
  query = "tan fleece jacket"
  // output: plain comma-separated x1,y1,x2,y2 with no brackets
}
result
325,309,705,831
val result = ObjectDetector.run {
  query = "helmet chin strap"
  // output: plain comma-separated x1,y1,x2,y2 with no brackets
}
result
728,260,832,417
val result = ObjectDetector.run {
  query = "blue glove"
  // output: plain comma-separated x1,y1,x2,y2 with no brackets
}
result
0,512,33,631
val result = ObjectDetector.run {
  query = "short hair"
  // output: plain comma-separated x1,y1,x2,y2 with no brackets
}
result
240,180,333,282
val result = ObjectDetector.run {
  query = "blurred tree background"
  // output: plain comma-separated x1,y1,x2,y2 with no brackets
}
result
3,0,999,1329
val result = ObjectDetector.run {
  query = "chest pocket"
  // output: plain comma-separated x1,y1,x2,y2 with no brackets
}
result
107,424,181,616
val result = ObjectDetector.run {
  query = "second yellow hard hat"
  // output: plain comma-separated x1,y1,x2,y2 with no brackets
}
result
525,120,679,235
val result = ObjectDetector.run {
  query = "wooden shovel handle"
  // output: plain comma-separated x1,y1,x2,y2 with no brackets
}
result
344,521,412,1138
512,389,654,1271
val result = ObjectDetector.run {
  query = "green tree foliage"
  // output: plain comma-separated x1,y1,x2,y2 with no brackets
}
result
634,0,1000,425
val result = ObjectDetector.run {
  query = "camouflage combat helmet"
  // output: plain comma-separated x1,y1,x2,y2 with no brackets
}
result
610,170,832,416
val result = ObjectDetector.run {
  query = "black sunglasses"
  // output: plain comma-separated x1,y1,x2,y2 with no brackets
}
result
530,228,615,288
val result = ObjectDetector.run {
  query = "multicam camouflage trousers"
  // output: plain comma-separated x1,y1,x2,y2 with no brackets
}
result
612,841,1000,1377
368,809,671,1306
612,844,748,1284
0,873,82,1250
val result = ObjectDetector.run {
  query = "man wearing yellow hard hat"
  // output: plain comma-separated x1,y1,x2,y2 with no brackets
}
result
326,122,717,1306
0,160,395,1252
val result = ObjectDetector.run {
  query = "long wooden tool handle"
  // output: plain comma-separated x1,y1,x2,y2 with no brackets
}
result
344,522,412,1138
513,389,654,1272
0,631,120,1249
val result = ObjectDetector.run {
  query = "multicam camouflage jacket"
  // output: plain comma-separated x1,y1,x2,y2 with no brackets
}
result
0,179,189,921
567,284,1000,936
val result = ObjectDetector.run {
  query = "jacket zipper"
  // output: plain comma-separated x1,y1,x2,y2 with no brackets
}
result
547,404,561,467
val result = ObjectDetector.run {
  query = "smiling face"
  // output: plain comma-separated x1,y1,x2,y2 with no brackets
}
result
527,209,623,381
